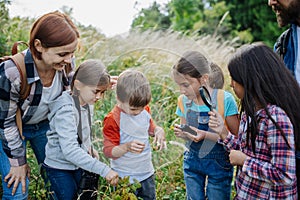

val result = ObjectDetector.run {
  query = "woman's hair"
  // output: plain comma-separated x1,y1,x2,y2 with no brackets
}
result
116,69,151,107
71,59,110,94
173,51,210,78
29,11,80,60
209,62,224,89
228,42,300,152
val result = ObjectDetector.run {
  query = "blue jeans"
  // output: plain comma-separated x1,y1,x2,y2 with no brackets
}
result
0,120,49,200
0,140,29,200
135,174,156,200
183,150,233,200
42,164,82,200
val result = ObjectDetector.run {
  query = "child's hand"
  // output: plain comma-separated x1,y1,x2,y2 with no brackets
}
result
105,170,119,186
88,147,100,159
173,124,188,139
153,126,166,150
109,75,118,89
208,110,228,139
126,140,145,154
229,150,247,166
173,124,206,142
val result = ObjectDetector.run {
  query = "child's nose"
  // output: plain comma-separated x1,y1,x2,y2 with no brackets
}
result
96,92,104,100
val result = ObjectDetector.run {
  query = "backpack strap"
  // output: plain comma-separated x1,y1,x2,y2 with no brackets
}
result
178,95,185,114
10,42,30,140
217,89,224,119
10,53,31,100
178,91,225,118
178,90,227,129
73,95,83,145
11,53,29,140
275,27,292,60
217,89,229,129
72,95,96,157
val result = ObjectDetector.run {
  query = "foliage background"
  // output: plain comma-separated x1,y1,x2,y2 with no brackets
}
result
0,0,287,199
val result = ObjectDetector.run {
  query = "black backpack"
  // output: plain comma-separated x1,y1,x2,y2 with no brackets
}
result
274,27,292,60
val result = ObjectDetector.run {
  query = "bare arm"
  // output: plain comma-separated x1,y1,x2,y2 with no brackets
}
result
111,140,145,158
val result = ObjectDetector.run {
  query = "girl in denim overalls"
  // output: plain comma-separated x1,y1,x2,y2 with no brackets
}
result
172,51,239,200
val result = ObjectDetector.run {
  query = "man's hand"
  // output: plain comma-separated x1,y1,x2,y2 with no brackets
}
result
4,164,30,195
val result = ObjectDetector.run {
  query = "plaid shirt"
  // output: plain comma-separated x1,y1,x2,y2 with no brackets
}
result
223,104,297,199
0,49,67,166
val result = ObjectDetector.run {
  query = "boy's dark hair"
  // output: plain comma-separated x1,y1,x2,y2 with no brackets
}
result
116,69,151,107
209,62,224,89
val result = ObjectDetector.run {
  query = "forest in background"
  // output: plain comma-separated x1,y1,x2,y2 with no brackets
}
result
1,0,287,56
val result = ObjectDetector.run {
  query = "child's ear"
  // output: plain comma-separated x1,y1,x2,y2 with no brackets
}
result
202,74,209,83
74,80,83,91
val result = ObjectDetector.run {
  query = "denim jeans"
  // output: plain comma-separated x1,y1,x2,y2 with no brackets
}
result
135,174,156,200
0,120,49,200
42,164,82,200
183,150,233,200
0,140,29,200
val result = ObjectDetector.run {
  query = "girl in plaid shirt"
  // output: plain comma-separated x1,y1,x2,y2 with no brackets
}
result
209,42,300,199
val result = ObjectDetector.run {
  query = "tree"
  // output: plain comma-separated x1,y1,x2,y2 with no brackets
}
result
224,0,284,46
131,2,171,32
194,1,232,38
0,0,10,55
168,0,205,32
131,0,285,47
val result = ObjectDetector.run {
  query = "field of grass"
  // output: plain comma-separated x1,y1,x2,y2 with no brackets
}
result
1,30,240,199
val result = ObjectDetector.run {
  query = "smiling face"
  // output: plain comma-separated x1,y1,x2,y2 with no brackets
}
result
268,0,300,27
35,39,78,71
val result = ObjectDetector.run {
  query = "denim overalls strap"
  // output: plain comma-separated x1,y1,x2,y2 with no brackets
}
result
185,89,229,159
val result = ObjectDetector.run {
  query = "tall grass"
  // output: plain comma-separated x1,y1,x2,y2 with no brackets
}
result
88,30,239,199
0,30,239,199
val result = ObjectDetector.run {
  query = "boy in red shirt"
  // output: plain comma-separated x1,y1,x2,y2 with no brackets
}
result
103,69,166,200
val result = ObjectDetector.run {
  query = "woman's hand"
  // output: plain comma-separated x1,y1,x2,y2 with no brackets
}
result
4,164,30,195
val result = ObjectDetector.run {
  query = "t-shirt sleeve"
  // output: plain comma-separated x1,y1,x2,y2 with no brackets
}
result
224,91,239,117
145,105,156,136
103,111,120,159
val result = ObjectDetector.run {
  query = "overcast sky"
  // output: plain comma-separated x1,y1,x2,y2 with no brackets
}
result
8,0,170,37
